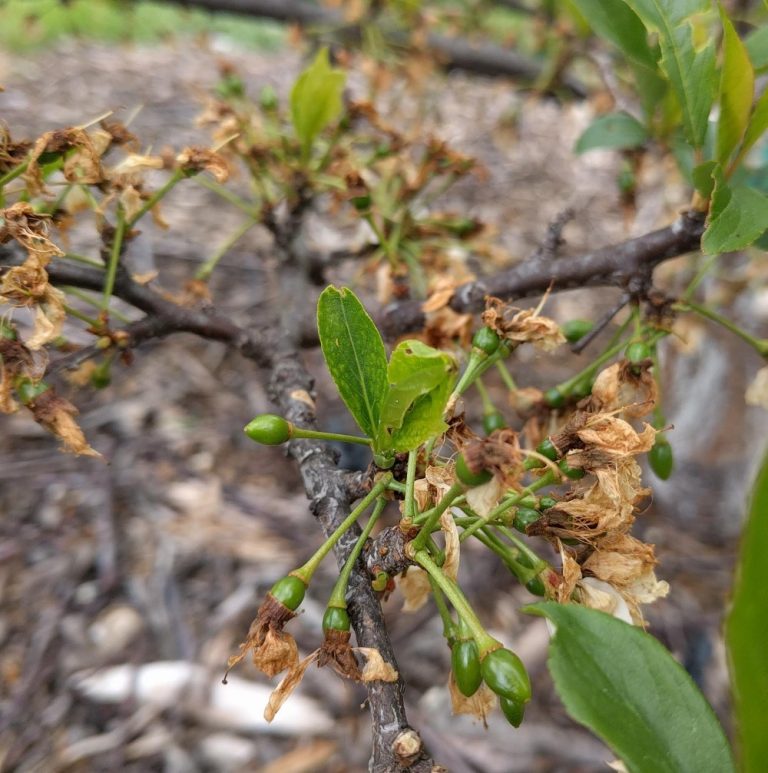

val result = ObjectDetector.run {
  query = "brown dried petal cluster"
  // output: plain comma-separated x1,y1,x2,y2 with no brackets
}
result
0,203,64,264
176,146,230,182
590,360,658,418
226,593,300,679
482,297,565,351
26,128,104,194
28,388,100,457
0,127,31,174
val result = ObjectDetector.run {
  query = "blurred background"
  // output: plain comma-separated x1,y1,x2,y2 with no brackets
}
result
1,1,767,770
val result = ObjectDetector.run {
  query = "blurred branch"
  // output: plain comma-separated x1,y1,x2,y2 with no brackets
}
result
381,211,706,339
148,0,587,96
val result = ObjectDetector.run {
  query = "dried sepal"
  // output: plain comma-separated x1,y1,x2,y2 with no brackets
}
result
0,203,64,264
176,146,229,182
482,297,565,351
316,628,362,681
26,128,103,194
227,593,299,678
465,475,503,517
746,366,768,409
590,361,658,418
27,389,100,457
399,565,431,612
448,671,495,724
440,511,461,581
263,652,316,722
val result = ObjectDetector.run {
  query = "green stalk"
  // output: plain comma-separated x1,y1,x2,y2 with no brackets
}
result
63,286,131,324
428,575,457,640
327,500,385,609
195,175,255,216
127,168,184,227
410,481,464,552
495,360,517,391
555,334,628,396
404,450,418,520
101,206,126,311
0,159,29,188
196,219,257,281
677,301,768,357
291,426,372,446
64,304,100,327
63,253,104,269
475,376,495,414
412,548,498,655
294,473,392,582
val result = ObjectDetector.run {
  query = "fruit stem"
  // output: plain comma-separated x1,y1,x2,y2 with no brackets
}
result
410,482,464,552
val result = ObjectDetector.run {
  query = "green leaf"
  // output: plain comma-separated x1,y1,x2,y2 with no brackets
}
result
317,286,388,440
378,340,456,453
726,446,768,773
622,0,717,148
290,47,346,161
746,25,768,72
692,160,717,197
702,168,768,253
569,0,659,68
574,112,649,154
740,87,768,161
716,7,754,165
526,602,735,773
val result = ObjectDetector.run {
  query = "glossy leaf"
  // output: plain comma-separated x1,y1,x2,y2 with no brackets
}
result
290,47,346,160
569,0,658,68
575,112,649,154
526,602,735,773
317,286,387,440
702,168,768,253
716,7,754,165
378,340,456,453
622,0,717,148
726,446,768,773
740,87,768,161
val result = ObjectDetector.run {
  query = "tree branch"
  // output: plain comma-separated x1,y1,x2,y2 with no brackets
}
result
147,0,587,95
381,211,706,338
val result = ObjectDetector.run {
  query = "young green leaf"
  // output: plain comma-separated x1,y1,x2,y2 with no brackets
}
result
526,602,735,773
739,88,768,163
622,0,717,149
702,168,768,253
574,112,649,154
378,340,456,453
745,25,768,72
317,286,388,440
726,446,768,773
569,0,659,69
290,47,346,161
716,7,754,165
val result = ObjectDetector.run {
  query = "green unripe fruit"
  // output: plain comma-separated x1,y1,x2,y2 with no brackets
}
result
15,379,50,405
561,319,594,344
322,606,351,633
483,411,506,434
455,453,493,487
517,494,537,508
513,507,541,533
571,376,594,399
544,388,565,409
535,438,559,461
472,326,500,356
499,696,526,727
259,84,278,110
525,575,546,596
451,639,482,697
351,193,371,212
90,363,111,389
649,437,673,480
538,496,557,510
559,458,585,480
481,647,531,703
626,341,651,365
270,575,306,611
245,414,292,445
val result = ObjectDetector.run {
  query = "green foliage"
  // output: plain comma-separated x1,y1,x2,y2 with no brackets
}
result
290,47,347,162
380,340,456,453
526,603,735,773
621,0,716,149
726,447,768,773
746,25,768,72
717,8,755,166
574,112,649,154
317,286,388,441
702,167,768,254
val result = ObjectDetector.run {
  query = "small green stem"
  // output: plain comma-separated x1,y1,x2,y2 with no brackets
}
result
328,499,385,608
475,376,495,415
291,426,372,446
495,360,517,391
404,450,418,520
196,219,257,280
127,168,184,227
64,304,100,327
411,482,464,552
387,480,407,494
412,548,497,654
677,301,768,357
196,175,257,216
556,334,628,396
429,575,457,639
295,473,392,582
0,159,29,188
62,286,131,324
63,252,104,269
102,206,126,311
